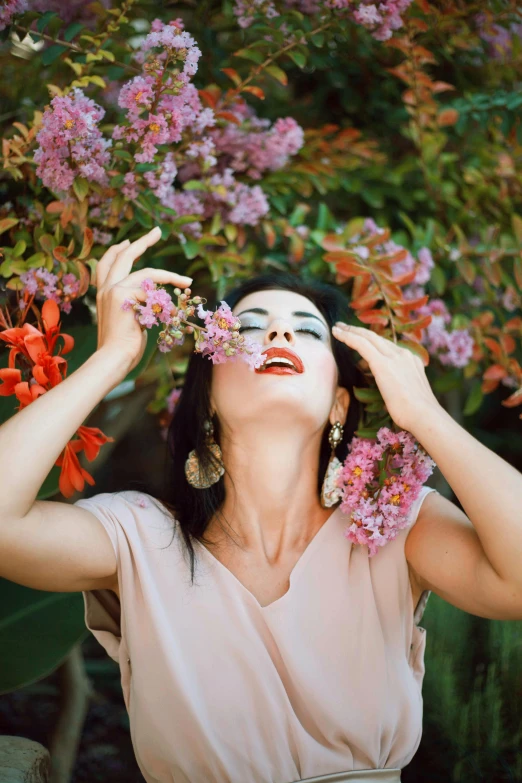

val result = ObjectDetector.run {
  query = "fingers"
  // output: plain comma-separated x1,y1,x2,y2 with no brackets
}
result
333,322,398,357
95,239,131,289
123,267,193,290
105,226,163,287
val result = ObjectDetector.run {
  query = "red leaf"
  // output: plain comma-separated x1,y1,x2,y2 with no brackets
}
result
221,68,242,87
79,227,93,260
357,310,390,326
437,109,459,127
214,111,242,125
241,85,265,100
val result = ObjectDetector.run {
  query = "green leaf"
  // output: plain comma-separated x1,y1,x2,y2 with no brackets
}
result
72,177,89,203
311,32,325,47
430,265,446,296
234,48,265,64
63,21,84,41
181,240,201,260
12,239,26,257
286,50,307,68
512,214,522,245
36,11,58,33
0,580,86,694
112,149,133,161
353,386,383,403
354,427,379,439
41,44,68,66
265,64,288,85
463,379,484,416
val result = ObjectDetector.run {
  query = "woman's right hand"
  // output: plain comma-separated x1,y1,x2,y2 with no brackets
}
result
94,226,193,373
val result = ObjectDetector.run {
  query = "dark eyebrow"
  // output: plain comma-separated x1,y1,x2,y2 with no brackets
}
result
235,307,328,328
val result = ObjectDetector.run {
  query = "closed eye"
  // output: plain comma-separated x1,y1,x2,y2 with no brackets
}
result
238,326,323,340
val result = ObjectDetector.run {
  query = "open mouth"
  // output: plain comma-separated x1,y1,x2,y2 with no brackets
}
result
255,347,304,374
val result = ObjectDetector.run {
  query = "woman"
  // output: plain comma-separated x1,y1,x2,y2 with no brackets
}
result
1,227,521,783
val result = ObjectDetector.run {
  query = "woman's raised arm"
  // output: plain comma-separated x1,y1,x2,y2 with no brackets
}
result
0,228,192,593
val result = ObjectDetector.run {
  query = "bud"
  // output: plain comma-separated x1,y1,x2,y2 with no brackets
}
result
184,288,191,295
179,293,187,302
174,287,181,296
192,295,202,304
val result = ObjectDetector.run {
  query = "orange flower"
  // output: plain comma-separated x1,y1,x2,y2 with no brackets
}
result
77,425,115,461
55,440,96,498
0,368,22,396
13,380,47,408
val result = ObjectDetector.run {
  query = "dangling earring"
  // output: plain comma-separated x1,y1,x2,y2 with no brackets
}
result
184,418,225,489
320,421,344,508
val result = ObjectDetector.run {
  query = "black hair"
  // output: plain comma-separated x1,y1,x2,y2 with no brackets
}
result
157,271,369,583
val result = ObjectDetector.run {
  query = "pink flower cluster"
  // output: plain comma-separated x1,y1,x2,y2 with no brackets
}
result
406,293,474,369
336,426,436,556
475,13,522,61
195,300,266,368
121,279,266,368
19,268,81,314
234,0,413,41
34,89,112,193
112,18,207,163
210,113,304,180
0,0,27,30
110,17,303,237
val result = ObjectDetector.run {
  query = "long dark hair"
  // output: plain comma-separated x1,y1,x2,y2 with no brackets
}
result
156,272,369,583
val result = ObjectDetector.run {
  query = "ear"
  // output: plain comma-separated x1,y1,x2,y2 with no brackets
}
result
329,386,350,427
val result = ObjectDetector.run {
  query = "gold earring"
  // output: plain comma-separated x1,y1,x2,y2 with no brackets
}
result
184,418,225,489
320,421,344,508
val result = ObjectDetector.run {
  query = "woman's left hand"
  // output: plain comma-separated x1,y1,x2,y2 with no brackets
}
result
332,322,441,433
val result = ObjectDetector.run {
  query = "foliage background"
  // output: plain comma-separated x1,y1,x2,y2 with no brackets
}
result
0,0,521,780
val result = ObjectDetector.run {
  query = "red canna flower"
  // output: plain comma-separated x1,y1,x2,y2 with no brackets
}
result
55,440,96,498
0,368,22,396
77,425,115,461
13,380,47,408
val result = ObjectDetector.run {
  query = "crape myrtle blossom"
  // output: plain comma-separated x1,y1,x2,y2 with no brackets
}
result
112,19,206,163
234,0,413,42
336,426,436,556
121,279,266,368
19,268,81,315
33,89,112,193
0,0,27,31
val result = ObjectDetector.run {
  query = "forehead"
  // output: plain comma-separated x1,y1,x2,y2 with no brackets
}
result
232,289,325,321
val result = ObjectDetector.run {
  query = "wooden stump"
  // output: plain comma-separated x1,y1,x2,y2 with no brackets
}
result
0,736,51,783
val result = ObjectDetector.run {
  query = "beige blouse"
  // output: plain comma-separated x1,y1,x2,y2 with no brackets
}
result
74,484,437,783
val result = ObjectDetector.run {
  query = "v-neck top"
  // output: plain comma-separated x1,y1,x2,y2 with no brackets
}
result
75,484,437,783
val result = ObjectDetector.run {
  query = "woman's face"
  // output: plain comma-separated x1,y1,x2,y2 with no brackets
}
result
210,289,348,435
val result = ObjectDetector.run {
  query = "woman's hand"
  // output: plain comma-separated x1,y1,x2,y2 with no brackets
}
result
332,322,441,433
94,227,193,373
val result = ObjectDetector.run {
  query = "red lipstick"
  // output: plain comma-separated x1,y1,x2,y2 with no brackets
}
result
255,346,304,374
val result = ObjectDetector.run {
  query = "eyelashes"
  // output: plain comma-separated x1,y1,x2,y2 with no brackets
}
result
238,325,323,340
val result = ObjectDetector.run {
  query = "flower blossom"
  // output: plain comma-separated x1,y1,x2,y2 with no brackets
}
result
0,0,27,31
33,89,111,193
336,426,436,556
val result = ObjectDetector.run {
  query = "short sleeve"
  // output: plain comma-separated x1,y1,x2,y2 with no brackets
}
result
73,492,126,663
407,484,438,532
408,485,438,626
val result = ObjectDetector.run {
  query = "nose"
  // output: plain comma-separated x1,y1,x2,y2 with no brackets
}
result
264,318,296,346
